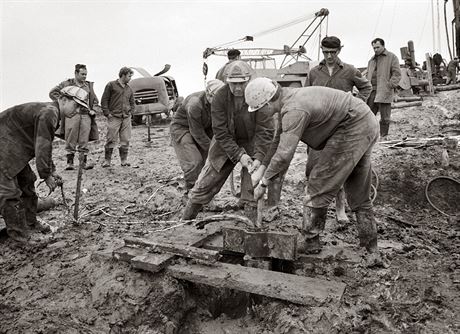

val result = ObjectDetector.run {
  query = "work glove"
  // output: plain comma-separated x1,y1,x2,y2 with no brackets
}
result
52,172,63,186
248,159,261,174
89,110,96,116
251,165,266,187
254,181,267,201
239,154,253,170
45,175,57,193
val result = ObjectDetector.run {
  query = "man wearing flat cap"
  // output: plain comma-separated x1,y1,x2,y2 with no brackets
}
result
215,49,241,82
307,36,372,227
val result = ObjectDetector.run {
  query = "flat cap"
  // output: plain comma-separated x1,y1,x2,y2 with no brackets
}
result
321,36,341,49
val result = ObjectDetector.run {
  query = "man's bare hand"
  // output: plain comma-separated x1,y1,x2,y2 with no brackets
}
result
248,159,261,174
251,165,266,187
239,154,253,170
45,175,57,193
254,183,267,200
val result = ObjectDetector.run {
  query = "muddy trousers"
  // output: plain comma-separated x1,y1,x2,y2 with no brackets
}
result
446,70,457,85
303,102,379,250
188,158,254,206
171,131,208,190
367,90,391,137
0,164,38,237
105,115,132,149
65,113,91,154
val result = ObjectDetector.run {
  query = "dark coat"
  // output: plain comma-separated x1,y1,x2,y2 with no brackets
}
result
209,84,274,172
0,102,60,179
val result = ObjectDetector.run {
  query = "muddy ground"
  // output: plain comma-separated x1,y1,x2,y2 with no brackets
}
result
1,90,459,334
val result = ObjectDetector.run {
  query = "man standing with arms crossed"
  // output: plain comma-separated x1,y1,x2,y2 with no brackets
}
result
101,67,135,167
50,64,100,170
366,38,401,138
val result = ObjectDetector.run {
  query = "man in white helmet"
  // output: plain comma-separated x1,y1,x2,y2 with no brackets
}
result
170,79,225,191
181,61,274,220
0,86,85,243
245,77,380,258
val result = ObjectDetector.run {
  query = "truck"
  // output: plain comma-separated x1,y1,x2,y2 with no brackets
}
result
129,65,181,125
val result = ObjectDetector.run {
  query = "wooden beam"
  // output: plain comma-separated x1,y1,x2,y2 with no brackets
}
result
166,262,346,306
124,237,221,262
391,101,423,109
222,227,297,260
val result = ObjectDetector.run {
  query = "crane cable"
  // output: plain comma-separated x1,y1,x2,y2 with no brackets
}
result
425,176,460,217
443,0,453,60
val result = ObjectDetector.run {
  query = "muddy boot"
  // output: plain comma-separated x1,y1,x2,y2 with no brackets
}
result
181,201,203,221
380,122,390,138
335,189,349,227
298,207,328,254
1,200,30,243
23,196,50,233
119,147,130,167
65,154,75,170
355,209,378,252
82,155,94,170
102,148,113,168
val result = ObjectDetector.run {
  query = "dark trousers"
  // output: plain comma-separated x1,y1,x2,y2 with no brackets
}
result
367,90,392,137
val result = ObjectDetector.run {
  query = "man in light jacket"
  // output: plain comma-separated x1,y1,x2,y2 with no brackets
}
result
366,38,401,138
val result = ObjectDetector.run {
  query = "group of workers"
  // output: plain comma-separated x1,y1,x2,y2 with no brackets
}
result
0,65,135,243
173,36,403,258
0,34,430,261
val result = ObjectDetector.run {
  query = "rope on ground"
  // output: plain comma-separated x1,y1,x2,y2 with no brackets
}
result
425,176,460,217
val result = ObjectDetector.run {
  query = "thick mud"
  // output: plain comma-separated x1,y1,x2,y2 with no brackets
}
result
1,91,459,333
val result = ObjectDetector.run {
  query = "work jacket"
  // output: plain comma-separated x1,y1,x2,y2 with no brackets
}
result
49,78,99,141
170,91,213,152
209,85,274,172
308,59,372,102
366,49,401,103
101,80,135,118
263,87,361,180
0,102,60,180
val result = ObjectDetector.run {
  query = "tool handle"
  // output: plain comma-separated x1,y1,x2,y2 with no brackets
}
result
256,198,264,228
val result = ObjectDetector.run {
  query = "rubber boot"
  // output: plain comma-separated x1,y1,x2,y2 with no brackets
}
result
380,122,390,138
181,201,203,221
1,200,29,243
82,155,95,170
355,209,378,252
22,196,50,233
298,207,328,254
102,148,113,168
119,147,130,167
65,154,75,170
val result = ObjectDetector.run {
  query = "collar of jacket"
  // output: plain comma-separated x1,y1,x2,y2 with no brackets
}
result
371,49,388,60
318,58,344,69
52,100,61,131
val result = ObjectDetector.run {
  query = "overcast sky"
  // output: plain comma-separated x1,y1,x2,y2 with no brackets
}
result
0,0,456,109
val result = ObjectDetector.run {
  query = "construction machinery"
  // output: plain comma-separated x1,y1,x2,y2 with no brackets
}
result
202,8,329,87
129,65,181,125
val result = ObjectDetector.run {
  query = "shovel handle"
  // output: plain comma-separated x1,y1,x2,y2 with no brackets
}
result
256,198,264,228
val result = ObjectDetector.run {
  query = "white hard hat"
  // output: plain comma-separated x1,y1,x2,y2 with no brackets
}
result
225,61,253,83
245,77,278,112
60,86,89,109
206,79,225,95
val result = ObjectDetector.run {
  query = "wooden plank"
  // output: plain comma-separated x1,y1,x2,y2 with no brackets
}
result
113,246,147,262
124,237,220,262
131,252,174,273
166,262,346,306
113,225,221,271
222,227,297,260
